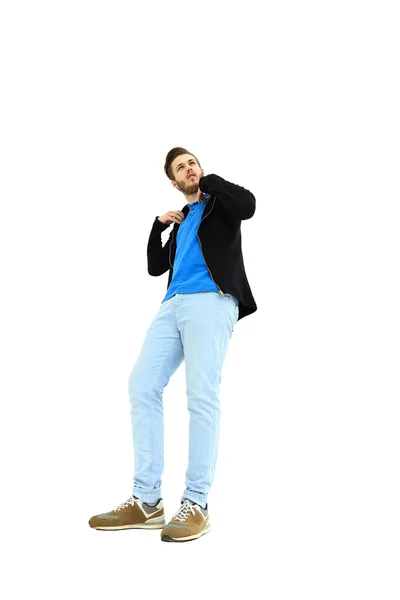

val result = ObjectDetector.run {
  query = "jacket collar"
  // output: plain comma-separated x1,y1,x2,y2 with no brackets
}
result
181,194,214,219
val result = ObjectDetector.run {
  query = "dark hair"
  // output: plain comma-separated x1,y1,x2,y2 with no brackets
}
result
164,147,202,181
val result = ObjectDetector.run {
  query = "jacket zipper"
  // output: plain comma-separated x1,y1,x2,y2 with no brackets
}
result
169,228,174,270
196,197,224,295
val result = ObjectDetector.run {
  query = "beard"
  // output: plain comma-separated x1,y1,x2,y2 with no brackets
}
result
176,177,199,195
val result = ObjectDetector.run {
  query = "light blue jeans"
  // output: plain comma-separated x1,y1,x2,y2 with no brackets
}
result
128,291,239,509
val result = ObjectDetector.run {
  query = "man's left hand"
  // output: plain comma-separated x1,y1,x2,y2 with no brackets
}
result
196,187,206,203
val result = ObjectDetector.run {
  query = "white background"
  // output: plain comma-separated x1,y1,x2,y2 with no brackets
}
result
1,1,399,598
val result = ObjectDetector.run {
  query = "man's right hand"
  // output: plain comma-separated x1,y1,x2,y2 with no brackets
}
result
157,211,185,225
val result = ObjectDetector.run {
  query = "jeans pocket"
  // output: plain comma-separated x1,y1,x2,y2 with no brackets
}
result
226,294,239,308
228,297,239,331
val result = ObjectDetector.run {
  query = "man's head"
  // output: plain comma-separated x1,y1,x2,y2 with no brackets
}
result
164,147,205,196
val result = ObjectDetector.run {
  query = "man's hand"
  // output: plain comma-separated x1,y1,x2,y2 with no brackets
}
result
196,187,206,203
157,210,185,225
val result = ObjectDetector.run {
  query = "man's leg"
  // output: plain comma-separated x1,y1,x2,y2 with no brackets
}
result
176,292,239,508
128,297,184,504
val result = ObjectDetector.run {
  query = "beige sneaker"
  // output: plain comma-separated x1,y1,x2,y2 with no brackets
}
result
89,496,166,530
161,499,211,542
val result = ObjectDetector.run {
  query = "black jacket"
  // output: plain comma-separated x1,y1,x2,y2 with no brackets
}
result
147,173,257,322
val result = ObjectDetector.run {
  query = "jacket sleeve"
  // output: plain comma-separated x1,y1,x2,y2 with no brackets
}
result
199,173,256,220
147,217,173,276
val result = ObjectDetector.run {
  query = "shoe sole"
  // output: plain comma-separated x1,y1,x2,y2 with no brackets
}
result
90,515,166,530
93,523,165,530
161,522,211,542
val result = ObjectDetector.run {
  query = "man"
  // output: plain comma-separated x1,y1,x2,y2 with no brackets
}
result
89,147,257,542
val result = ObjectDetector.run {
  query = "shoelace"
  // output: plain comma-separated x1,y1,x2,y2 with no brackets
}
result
174,499,196,522
116,496,135,511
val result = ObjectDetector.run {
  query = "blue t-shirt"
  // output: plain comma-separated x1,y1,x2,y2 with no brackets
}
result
162,194,220,302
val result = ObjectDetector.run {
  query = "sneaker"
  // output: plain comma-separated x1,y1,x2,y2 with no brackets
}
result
160,499,211,542
89,496,166,530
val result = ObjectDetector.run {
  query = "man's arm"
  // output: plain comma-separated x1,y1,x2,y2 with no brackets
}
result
199,173,256,220
147,217,173,276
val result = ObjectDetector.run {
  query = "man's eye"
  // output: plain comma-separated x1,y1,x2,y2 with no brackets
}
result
178,161,194,170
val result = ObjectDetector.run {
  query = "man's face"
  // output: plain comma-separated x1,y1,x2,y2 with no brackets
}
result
171,154,204,194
